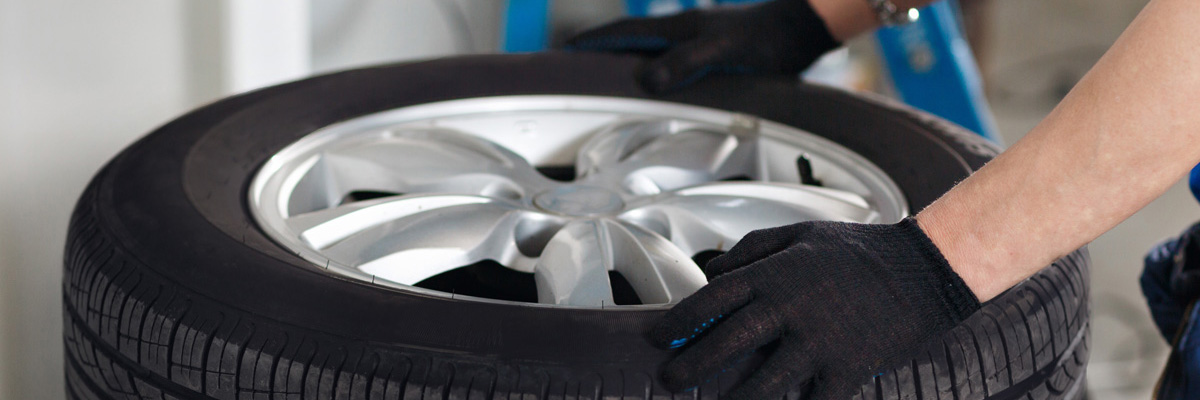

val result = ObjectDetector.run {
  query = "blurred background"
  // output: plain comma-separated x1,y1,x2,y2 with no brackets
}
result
0,0,1188,398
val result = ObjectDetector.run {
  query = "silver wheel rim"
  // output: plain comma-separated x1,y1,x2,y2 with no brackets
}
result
249,95,908,309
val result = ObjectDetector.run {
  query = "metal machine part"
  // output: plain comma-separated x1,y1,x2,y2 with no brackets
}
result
249,95,907,308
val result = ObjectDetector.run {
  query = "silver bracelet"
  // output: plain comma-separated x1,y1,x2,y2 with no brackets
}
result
865,0,918,26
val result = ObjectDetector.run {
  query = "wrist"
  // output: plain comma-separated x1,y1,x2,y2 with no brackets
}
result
890,218,982,320
914,208,1011,302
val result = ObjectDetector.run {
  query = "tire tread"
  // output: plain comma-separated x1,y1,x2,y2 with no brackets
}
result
63,77,1091,399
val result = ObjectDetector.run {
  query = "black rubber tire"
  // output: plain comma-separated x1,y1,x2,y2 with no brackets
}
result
63,53,1089,400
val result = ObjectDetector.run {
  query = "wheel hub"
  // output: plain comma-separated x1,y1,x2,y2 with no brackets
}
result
533,185,625,216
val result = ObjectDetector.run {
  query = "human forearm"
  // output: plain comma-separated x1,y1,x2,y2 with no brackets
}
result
916,0,1200,301
808,0,938,41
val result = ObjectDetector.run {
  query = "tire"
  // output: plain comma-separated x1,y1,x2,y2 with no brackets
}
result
63,53,1089,400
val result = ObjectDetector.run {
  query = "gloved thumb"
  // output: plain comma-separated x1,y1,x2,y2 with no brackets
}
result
638,39,736,94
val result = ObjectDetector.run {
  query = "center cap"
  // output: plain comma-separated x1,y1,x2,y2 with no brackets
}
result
533,185,625,216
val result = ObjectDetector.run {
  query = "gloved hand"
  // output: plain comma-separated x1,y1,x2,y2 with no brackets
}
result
649,218,981,399
565,0,840,93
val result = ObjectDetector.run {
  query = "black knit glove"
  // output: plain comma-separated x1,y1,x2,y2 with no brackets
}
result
650,218,981,399
565,0,839,93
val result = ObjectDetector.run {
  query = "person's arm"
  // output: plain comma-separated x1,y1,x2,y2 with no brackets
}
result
642,1,1200,399
917,0,1200,301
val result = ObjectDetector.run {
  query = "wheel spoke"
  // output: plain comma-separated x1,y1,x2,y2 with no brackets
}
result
608,222,707,304
284,128,548,216
620,182,879,255
575,119,760,195
288,194,492,248
575,119,673,178
286,195,548,284
533,220,616,306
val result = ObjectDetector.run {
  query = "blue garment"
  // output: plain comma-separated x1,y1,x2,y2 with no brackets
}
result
1141,222,1200,399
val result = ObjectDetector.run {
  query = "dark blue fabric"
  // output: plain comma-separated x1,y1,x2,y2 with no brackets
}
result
1189,164,1200,205
1141,223,1200,399
1143,236,1185,340
1174,303,1200,399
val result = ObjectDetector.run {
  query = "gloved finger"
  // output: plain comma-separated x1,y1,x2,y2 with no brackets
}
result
705,227,798,278
724,340,816,400
564,11,701,53
649,274,753,348
638,38,737,94
660,304,783,391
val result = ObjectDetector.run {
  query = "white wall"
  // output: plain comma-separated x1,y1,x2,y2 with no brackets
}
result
0,1,500,398
0,1,192,398
311,0,502,74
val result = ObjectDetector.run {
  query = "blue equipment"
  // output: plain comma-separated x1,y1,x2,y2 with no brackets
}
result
502,0,999,141
874,1,999,141
502,0,552,53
